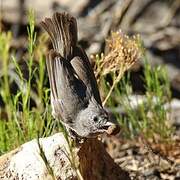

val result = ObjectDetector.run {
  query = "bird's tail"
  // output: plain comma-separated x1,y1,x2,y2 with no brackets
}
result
40,12,78,59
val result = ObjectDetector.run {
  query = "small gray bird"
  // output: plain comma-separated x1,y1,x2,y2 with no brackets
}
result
41,12,119,138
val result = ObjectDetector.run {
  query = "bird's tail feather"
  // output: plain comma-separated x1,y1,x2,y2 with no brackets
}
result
40,12,77,59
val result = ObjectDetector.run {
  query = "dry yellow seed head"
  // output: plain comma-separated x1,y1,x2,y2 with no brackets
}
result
95,31,141,79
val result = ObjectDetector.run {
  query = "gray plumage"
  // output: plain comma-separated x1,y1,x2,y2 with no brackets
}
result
41,12,115,138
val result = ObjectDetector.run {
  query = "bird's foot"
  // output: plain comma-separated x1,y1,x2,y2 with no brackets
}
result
66,128,86,146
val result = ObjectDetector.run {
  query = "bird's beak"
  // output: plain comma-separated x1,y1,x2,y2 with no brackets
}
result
104,122,120,135
99,121,113,130
105,121,115,126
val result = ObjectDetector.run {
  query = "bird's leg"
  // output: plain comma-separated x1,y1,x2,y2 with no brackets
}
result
66,127,86,145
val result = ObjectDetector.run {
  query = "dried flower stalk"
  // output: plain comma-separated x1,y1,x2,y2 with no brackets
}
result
94,31,141,106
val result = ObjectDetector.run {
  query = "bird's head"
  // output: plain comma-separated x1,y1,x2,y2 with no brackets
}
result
74,103,119,138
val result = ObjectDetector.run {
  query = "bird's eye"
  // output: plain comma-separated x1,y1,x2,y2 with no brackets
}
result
93,116,98,122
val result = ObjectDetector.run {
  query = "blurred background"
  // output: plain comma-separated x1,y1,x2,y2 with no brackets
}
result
1,0,180,95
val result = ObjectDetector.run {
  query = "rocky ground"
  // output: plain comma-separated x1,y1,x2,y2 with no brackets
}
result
104,134,180,179
104,96,180,179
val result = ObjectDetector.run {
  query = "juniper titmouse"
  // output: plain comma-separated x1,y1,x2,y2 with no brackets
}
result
41,12,119,138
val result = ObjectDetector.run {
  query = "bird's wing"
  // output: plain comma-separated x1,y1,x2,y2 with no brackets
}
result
71,46,102,105
41,12,102,106
46,50,88,124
